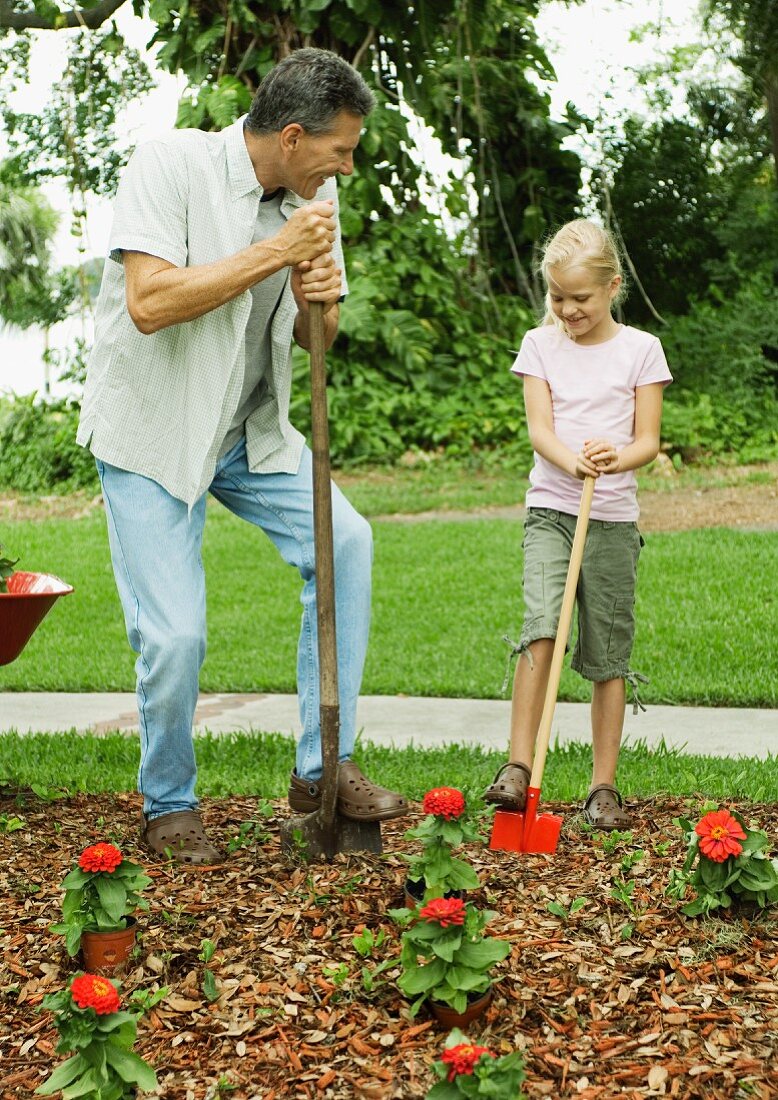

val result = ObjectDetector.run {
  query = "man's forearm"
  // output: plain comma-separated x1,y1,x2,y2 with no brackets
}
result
126,239,290,334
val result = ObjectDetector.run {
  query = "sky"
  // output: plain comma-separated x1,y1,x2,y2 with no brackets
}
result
0,0,703,398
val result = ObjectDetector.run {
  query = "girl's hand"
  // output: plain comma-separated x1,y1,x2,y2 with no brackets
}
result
574,450,601,479
583,438,621,474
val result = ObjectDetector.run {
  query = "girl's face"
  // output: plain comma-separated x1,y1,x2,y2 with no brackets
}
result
547,264,621,344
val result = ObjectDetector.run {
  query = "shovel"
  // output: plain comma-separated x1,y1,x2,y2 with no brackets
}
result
490,475,595,854
279,301,381,860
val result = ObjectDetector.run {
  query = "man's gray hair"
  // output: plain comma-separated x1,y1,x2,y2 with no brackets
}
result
245,48,375,135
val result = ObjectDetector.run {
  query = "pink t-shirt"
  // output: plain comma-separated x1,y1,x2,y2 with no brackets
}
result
512,323,672,521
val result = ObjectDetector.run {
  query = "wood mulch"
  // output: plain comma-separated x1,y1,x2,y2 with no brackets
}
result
1,793,776,1099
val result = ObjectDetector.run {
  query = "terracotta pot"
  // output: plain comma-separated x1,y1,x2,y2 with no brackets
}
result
429,985,493,1029
80,917,137,974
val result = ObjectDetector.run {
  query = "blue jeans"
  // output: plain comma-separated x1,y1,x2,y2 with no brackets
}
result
96,439,373,818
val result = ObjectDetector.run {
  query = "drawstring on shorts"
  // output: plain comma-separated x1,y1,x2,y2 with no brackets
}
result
501,634,525,695
625,669,649,715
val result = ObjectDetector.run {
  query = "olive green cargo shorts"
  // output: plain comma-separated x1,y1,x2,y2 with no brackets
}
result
519,506,644,682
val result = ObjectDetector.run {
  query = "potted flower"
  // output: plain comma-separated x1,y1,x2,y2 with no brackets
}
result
403,788,486,907
51,843,152,970
426,1028,527,1099
669,806,778,916
391,895,510,1026
35,973,159,1098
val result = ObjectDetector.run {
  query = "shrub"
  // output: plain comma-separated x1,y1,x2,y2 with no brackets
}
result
656,273,778,461
0,394,98,493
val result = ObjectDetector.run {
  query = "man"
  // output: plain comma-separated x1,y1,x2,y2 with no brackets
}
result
78,48,408,864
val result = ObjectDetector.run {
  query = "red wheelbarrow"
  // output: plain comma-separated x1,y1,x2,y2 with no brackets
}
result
0,571,74,665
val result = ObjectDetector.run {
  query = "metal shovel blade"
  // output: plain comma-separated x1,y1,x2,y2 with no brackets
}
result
488,787,562,854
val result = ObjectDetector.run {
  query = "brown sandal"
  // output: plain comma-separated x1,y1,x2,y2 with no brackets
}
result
141,810,223,865
483,762,532,810
583,785,631,831
288,762,408,822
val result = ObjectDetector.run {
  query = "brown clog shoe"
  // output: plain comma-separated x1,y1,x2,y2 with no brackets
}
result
583,784,631,831
141,810,224,865
483,762,531,810
288,762,408,822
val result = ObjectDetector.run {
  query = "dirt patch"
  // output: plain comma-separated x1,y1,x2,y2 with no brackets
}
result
1,465,777,532
374,465,778,533
2,791,776,1099
0,490,103,523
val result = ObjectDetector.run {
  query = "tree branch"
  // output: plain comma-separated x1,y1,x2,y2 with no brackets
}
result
0,0,127,31
599,171,666,325
351,26,374,72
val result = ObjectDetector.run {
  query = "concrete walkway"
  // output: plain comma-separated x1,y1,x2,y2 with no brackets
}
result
1,692,775,759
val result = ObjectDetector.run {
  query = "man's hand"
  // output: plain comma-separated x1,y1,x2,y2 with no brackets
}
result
291,251,342,315
582,438,621,474
272,201,337,267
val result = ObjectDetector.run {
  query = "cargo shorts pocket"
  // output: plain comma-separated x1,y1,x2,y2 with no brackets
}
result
607,595,636,665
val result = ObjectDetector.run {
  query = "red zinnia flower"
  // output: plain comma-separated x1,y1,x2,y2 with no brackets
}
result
418,896,466,927
70,974,121,1015
78,843,123,874
422,787,466,820
441,1042,494,1080
695,809,747,863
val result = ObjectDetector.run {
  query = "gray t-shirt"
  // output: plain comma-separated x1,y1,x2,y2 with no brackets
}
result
219,189,288,457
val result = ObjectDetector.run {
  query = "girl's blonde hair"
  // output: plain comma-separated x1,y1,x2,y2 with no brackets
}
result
539,219,627,329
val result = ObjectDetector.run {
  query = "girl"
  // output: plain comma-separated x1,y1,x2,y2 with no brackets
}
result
485,219,672,829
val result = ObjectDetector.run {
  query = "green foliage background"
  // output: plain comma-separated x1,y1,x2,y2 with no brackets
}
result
0,0,777,486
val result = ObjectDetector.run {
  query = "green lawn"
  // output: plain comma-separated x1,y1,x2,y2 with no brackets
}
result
0,507,775,705
0,732,773,803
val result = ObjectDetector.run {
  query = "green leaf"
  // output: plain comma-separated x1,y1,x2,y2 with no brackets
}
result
740,829,769,854
446,860,481,891
60,1066,100,1098
202,969,220,1003
430,931,462,962
34,1054,88,1095
61,867,92,889
398,955,447,995
426,1082,462,1099
95,876,127,924
104,1043,158,1088
699,857,728,890
453,938,510,969
66,922,85,957
442,965,490,992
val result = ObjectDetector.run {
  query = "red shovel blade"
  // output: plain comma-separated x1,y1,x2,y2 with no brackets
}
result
0,572,73,665
488,787,562,854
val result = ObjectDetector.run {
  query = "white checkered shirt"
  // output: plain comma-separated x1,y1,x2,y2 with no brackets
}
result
77,115,347,506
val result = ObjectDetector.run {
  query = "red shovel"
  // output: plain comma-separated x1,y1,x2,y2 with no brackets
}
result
490,475,595,854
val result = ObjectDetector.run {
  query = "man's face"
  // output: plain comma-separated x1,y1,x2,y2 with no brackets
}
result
284,111,363,199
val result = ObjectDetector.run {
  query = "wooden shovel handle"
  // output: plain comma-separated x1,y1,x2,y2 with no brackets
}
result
309,300,339,829
529,475,595,788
